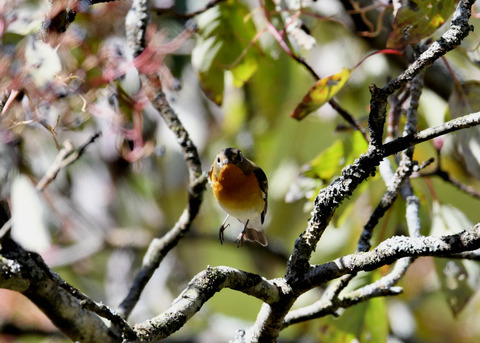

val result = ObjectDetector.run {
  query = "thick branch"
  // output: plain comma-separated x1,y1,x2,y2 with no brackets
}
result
132,224,480,340
0,238,118,342
132,266,280,341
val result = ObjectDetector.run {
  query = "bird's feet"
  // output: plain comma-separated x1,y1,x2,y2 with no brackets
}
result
218,223,230,245
235,232,245,248
235,220,250,248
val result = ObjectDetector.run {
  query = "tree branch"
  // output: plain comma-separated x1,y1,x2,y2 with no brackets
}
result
129,223,480,340
367,0,474,148
0,238,119,342
283,111,480,288
0,133,101,240
117,0,207,320
318,152,415,310
282,273,403,328
426,168,480,200
286,0,476,290
125,0,150,58
118,91,207,319
382,0,474,96
292,70,424,322
306,223,480,288
132,266,280,341
383,111,480,156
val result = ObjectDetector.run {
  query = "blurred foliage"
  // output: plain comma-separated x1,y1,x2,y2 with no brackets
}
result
387,0,460,49
1,0,480,342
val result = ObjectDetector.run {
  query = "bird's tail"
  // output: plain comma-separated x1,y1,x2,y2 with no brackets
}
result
243,228,268,246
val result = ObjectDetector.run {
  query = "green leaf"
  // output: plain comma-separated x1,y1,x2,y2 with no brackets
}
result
291,68,351,120
323,270,388,340
316,322,358,342
303,139,344,181
301,131,369,227
362,290,389,342
192,0,259,105
303,131,368,182
345,129,370,163
387,0,459,49
431,202,477,316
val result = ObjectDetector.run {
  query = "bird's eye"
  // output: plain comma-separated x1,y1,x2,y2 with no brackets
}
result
217,157,221,164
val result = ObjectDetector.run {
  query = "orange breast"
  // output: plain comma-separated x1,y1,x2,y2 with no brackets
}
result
211,164,264,217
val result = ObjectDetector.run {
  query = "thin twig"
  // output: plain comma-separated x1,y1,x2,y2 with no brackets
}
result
0,133,101,241
329,98,369,141
306,223,480,287
261,2,368,137
36,132,101,191
423,169,480,199
384,111,480,155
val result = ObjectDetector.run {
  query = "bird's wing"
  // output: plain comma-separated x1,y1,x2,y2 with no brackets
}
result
253,167,268,224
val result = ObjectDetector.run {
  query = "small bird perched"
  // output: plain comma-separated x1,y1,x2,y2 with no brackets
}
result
209,148,268,247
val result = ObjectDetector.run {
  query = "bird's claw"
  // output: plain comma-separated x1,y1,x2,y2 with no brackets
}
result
218,223,230,245
235,220,249,248
235,233,244,248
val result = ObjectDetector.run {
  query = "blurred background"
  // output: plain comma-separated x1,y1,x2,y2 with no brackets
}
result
2,0,480,342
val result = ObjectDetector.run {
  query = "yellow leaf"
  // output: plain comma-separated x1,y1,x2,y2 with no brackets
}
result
291,68,351,120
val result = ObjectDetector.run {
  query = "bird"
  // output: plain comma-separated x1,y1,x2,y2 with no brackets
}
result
209,148,268,247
